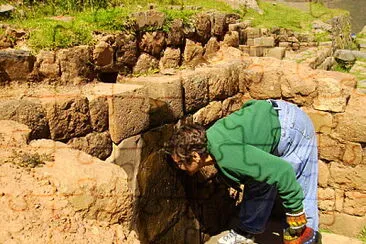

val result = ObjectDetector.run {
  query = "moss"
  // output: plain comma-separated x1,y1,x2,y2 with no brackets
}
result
358,227,366,243
7,150,54,168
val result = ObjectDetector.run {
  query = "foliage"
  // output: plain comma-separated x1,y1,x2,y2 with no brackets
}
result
359,227,366,243
332,62,351,73
8,150,53,168
314,31,331,42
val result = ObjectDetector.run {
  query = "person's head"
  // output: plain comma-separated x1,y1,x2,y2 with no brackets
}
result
167,123,213,175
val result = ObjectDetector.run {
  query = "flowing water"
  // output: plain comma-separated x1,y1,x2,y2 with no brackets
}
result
324,0,366,33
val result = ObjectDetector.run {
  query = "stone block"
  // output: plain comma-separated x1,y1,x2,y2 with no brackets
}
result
133,53,159,74
329,162,366,191
318,160,329,187
334,93,366,142
264,47,286,60
181,69,209,113
245,27,261,39
0,49,36,82
107,84,149,144
335,189,344,212
239,45,250,55
313,77,348,112
222,93,250,116
279,42,290,48
210,12,227,38
0,99,50,140
89,97,108,132
159,47,180,70
249,46,264,57
318,134,345,162
43,96,92,141
115,33,138,68
93,41,113,67
223,31,239,47
37,50,60,77
166,19,184,47
301,107,333,134
139,31,166,57
343,142,362,166
57,46,94,85
67,131,112,160
253,36,275,47
122,75,183,126
247,38,254,46
183,39,204,67
194,13,211,43
318,188,335,211
204,37,220,61
343,191,366,216
205,61,243,101
320,212,366,237
193,101,222,126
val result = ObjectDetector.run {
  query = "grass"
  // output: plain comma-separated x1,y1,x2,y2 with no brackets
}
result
7,150,54,168
0,0,349,51
359,227,366,243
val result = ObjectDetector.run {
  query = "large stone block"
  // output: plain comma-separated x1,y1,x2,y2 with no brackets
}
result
193,101,222,126
57,46,94,85
249,46,264,57
139,31,166,57
318,134,345,162
194,13,211,43
343,191,366,216
31,139,132,225
0,99,50,140
320,212,366,237
183,39,204,67
0,120,30,148
222,93,250,116
159,47,181,70
115,33,138,68
67,131,112,160
93,40,113,68
133,10,165,30
313,77,348,112
245,27,261,39
107,85,149,144
122,75,183,126
206,61,242,100
166,19,184,47
181,69,209,113
334,93,366,142
329,161,366,191
36,50,60,77
133,53,159,74
0,49,35,82
222,31,239,47
301,107,333,134
210,13,227,38
264,47,286,60
43,96,92,141
243,58,282,99
253,36,275,47
204,37,220,61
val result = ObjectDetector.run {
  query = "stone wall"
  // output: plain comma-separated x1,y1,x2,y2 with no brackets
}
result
0,9,365,243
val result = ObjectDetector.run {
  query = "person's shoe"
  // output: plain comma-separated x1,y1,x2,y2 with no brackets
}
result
217,229,255,244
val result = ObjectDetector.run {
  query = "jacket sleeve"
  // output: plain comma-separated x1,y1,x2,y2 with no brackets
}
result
216,143,304,212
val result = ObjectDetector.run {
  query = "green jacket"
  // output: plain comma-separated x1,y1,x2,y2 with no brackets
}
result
206,100,304,212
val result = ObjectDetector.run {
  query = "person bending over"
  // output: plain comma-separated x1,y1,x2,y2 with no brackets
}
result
167,99,321,244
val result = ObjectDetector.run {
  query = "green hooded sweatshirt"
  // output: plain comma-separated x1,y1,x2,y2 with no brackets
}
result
206,100,304,212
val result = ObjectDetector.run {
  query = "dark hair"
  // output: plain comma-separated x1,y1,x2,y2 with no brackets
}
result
167,123,208,165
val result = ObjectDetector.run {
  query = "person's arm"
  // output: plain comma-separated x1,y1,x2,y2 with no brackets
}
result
215,143,304,212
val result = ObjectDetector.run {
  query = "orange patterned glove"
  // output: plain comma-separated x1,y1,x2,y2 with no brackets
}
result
283,210,317,244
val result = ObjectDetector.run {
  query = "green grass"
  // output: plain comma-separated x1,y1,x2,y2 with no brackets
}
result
1,0,349,51
314,31,332,42
359,227,366,243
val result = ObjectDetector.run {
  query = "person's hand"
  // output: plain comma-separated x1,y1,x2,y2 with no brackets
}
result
283,209,316,244
283,226,316,244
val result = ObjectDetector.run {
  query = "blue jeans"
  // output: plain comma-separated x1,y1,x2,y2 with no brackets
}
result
238,100,319,233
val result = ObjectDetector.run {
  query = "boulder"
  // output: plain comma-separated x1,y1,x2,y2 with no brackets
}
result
343,191,366,216
166,19,184,47
139,31,166,57
0,4,15,18
253,36,275,47
210,12,227,38
334,93,366,142
0,99,50,140
159,47,181,70
334,49,356,62
181,69,209,113
43,96,92,141
133,53,159,74
329,161,366,191
67,131,112,160
57,46,94,85
0,49,36,82
93,41,114,68
183,39,205,67
194,13,211,43
264,47,286,60
318,134,345,162
193,101,223,126
313,77,348,112
36,50,60,78
30,139,133,225
222,93,250,116
222,31,239,47
114,33,138,68
301,107,333,134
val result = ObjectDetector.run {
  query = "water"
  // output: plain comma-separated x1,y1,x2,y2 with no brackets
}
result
324,0,366,33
